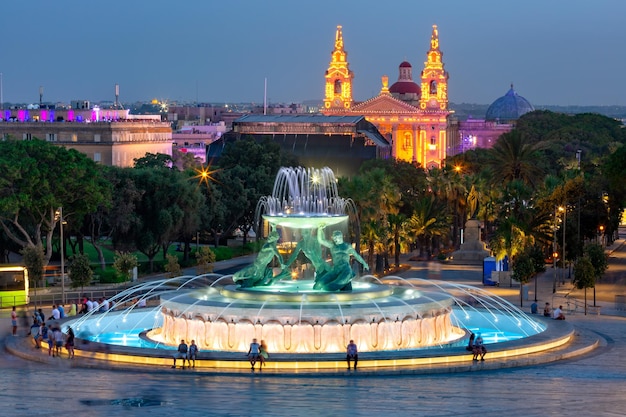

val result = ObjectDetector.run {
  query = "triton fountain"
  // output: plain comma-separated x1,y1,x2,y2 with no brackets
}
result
59,167,557,370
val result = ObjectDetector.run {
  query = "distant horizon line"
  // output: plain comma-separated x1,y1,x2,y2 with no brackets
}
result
2,99,626,110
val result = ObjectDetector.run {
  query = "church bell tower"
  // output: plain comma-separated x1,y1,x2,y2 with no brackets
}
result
418,24,450,169
323,25,354,110
419,25,449,111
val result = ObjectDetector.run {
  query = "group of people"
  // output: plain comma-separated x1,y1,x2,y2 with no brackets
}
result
172,339,199,369
78,296,113,314
247,338,269,370
28,309,75,358
543,302,566,320
247,338,358,371
466,332,487,361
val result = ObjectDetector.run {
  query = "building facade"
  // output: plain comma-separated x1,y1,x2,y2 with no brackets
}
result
322,25,451,169
211,114,390,177
455,85,535,154
0,108,172,167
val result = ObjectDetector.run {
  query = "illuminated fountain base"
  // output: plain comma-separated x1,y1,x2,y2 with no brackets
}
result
153,281,464,354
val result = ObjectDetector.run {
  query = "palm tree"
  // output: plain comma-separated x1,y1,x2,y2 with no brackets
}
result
486,130,548,189
405,195,450,260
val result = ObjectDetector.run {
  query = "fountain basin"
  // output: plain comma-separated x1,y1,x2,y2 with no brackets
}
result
156,282,462,354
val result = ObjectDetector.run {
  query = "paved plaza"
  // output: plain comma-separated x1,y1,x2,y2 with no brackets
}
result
2,234,626,416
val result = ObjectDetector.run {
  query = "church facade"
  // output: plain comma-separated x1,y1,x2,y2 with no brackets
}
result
321,25,451,169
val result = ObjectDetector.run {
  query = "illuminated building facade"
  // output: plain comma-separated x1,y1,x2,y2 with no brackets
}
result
0,108,171,167
455,85,535,153
322,25,451,169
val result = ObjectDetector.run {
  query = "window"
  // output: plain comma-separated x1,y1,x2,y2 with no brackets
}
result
23,133,32,140
429,136,437,150
46,133,57,142
94,152,101,162
403,132,412,149
94,134,101,142
71,134,78,142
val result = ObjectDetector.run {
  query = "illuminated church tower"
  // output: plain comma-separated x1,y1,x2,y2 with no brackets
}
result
418,24,450,167
322,24,451,169
323,25,354,110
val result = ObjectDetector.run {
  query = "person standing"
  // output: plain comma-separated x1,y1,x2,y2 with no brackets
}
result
11,306,17,336
65,327,75,359
53,326,64,357
346,340,358,370
248,338,261,370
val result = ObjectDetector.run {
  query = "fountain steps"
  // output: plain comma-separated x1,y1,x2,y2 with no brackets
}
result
5,317,597,375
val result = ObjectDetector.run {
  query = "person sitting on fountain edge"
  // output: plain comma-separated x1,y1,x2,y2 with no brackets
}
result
233,230,288,288
314,225,369,291
472,333,487,361
346,339,358,370
466,332,476,352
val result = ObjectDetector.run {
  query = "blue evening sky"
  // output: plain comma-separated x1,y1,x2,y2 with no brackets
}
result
1,0,625,106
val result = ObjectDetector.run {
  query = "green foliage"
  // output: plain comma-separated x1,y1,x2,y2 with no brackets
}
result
528,244,547,274
113,251,138,281
133,152,174,169
584,243,608,279
0,139,108,261
165,254,182,277
511,252,535,285
195,246,216,274
68,253,93,289
573,256,595,290
94,267,125,284
20,245,45,286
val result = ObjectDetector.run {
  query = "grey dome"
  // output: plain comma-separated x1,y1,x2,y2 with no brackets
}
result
485,86,534,122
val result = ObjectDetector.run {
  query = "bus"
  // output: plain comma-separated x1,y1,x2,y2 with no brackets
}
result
0,265,29,307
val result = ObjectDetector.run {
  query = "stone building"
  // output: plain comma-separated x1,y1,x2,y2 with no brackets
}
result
209,114,390,177
455,85,535,153
0,108,172,167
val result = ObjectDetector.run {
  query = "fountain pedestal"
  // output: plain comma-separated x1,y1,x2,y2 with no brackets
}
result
450,219,490,265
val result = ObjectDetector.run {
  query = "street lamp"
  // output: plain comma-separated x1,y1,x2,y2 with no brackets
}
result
56,207,66,305
599,225,605,247
552,206,559,294
559,206,566,284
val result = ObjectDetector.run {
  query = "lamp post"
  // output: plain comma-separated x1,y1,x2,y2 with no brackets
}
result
559,206,566,284
552,206,559,294
59,207,66,305
599,225,605,247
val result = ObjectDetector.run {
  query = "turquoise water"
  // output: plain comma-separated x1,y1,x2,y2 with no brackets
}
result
82,307,541,349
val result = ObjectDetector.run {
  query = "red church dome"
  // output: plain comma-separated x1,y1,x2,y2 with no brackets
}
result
389,81,421,95
389,61,421,96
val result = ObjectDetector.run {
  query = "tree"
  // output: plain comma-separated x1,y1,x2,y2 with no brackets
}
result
585,243,608,306
405,195,450,259
69,253,93,293
113,251,138,282
21,245,45,291
511,251,535,307
0,139,108,265
195,246,216,274
486,131,548,190
573,256,595,315
112,167,203,272
133,152,174,169
216,137,297,245
164,254,182,278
